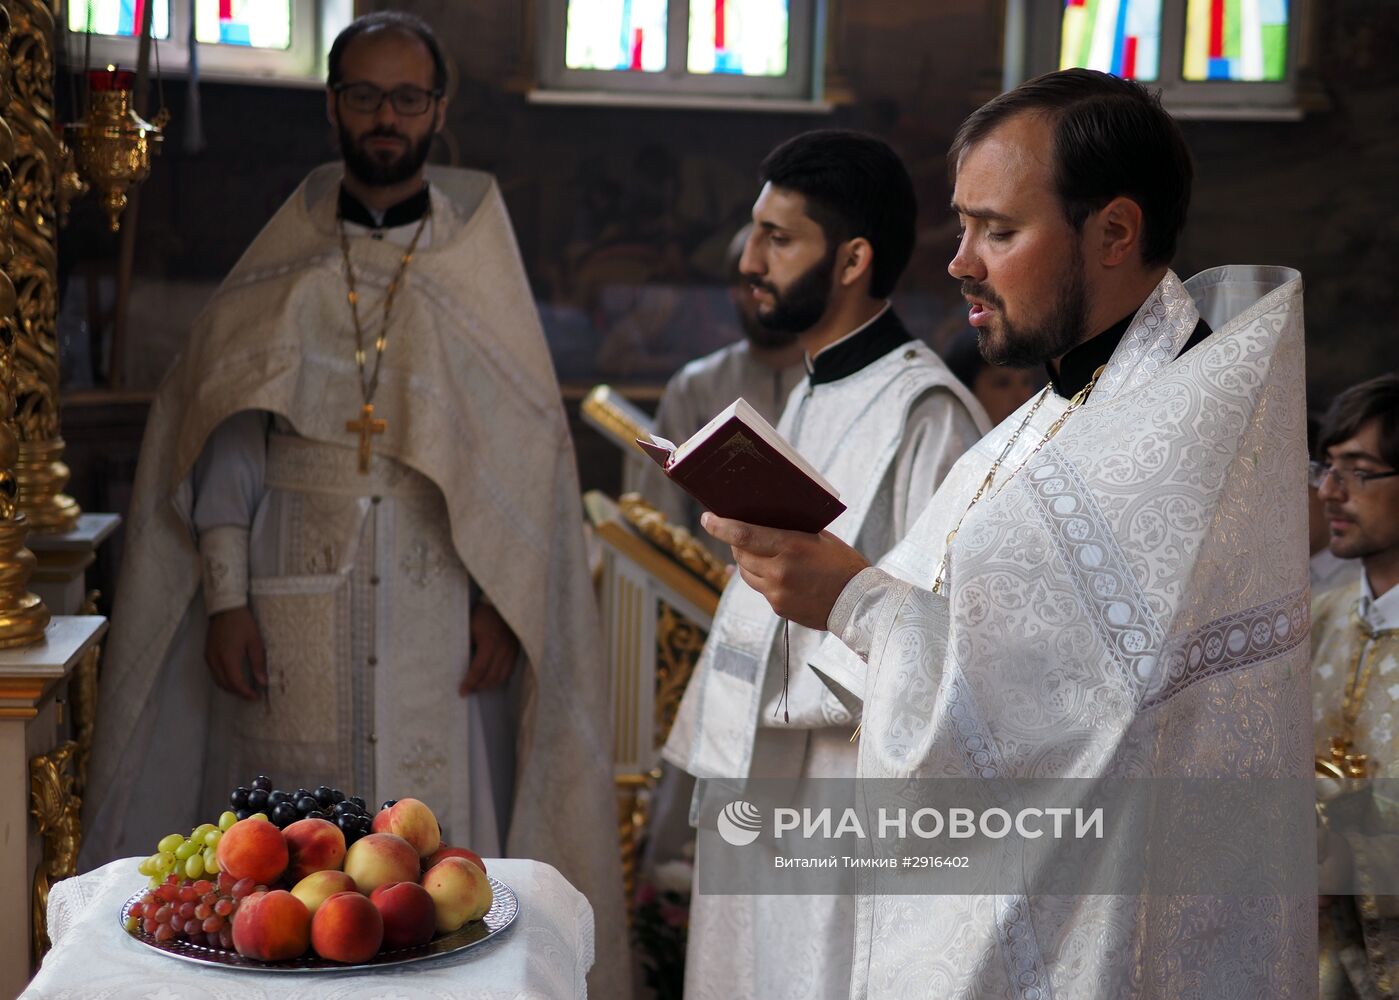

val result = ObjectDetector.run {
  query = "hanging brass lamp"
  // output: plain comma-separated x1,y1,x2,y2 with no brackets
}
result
64,66,164,232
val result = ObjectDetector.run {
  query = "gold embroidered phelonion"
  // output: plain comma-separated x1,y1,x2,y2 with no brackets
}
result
1324,611,1399,779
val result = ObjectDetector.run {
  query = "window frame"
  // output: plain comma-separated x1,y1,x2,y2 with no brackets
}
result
64,0,354,88
1006,0,1312,119
537,0,819,101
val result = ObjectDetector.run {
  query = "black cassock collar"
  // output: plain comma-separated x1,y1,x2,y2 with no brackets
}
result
806,308,915,386
337,184,431,231
1048,309,1212,399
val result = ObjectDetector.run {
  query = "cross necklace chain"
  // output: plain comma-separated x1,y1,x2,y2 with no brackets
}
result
929,364,1107,594
851,364,1106,744
338,205,432,473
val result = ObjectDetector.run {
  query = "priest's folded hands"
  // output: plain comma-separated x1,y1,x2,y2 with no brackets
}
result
701,511,871,629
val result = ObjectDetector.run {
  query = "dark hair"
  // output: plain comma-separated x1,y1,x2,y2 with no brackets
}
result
948,68,1192,266
759,129,916,299
328,12,448,93
1318,374,1399,469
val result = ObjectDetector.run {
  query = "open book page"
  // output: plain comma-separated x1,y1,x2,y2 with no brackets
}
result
635,435,677,467
672,398,840,499
671,401,741,464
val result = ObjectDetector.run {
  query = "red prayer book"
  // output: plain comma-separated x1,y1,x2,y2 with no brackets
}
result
636,398,846,534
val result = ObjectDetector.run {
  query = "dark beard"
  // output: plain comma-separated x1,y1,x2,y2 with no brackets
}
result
740,304,800,349
969,247,1089,368
339,124,433,188
750,247,835,336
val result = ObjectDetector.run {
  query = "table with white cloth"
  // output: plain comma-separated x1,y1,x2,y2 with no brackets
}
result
21,857,595,1000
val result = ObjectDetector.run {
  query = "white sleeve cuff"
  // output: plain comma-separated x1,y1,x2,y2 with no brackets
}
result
827,566,911,663
201,525,250,615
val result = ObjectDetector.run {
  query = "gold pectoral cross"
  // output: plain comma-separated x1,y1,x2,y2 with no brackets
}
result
346,403,387,473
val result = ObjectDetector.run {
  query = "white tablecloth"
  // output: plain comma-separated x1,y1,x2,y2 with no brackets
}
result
23,857,594,999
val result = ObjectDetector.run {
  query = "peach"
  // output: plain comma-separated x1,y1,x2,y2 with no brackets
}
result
283,818,347,883
311,891,383,964
385,798,441,857
371,809,392,834
216,818,288,886
370,881,437,950
231,889,310,961
421,856,492,934
424,845,486,876
290,869,358,918
342,833,420,895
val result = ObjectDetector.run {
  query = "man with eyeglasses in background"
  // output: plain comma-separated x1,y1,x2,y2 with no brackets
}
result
83,14,631,993
1311,373,1399,999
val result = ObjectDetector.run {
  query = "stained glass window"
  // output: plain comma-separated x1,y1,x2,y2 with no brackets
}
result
67,0,292,49
688,0,788,77
195,0,291,50
565,0,668,72
1059,0,1162,81
67,0,171,41
545,0,814,97
1183,0,1288,81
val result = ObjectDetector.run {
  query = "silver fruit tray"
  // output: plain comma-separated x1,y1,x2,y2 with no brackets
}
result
118,875,518,972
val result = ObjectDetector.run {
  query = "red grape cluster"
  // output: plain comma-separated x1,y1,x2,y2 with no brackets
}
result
127,872,266,949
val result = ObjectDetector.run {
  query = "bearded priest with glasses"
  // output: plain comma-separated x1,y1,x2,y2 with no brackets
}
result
81,12,630,994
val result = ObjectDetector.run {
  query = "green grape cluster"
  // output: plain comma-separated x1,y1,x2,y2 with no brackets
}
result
137,810,265,887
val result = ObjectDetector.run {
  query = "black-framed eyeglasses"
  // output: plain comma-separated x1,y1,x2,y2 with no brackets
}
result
333,82,442,116
1309,460,1399,493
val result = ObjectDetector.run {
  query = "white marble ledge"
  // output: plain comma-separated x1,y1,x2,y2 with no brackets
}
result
25,513,122,552
0,616,108,679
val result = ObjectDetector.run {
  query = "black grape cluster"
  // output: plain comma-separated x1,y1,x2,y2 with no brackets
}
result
228,774,376,844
